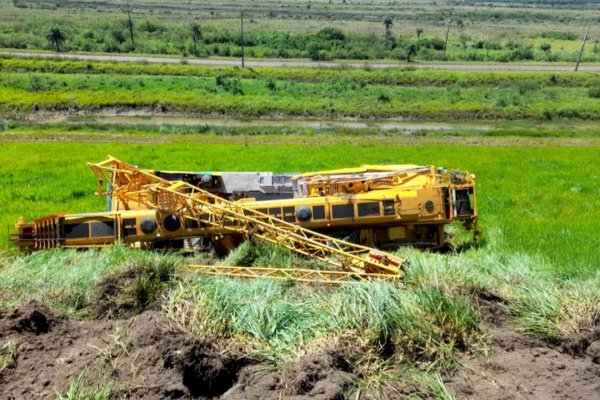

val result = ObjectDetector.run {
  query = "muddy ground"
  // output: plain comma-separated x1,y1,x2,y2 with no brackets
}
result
0,301,598,400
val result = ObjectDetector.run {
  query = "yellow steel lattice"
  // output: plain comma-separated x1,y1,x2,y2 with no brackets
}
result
88,157,406,282
186,264,401,284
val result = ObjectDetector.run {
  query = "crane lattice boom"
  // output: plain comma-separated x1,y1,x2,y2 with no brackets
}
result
88,157,405,279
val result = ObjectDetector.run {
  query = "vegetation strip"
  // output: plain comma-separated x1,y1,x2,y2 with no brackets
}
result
1,69,600,121
3,57,600,87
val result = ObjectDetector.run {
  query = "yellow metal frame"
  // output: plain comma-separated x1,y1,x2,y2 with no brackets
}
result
88,157,406,281
186,264,402,284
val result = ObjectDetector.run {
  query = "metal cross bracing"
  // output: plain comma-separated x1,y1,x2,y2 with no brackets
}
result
185,264,401,284
150,182,404,275
88,157,407,281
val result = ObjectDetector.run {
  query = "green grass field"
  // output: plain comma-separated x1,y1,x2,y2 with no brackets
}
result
0,40,599,395
0,1,599,396
1,140,598,279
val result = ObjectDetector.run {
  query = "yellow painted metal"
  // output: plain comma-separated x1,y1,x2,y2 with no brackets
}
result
185,264,401,284
88,157,406,278
294,165,438,197
293,164,424,179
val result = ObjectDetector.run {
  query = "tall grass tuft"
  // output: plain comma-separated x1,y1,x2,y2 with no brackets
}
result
165,274,483,369
0,247,183,314
56,375,112,400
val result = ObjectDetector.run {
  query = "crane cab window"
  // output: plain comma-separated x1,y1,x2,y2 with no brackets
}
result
64,223,89,239
313,206,326,220
91,221,115,237
332,204,354,219
358,202,380,217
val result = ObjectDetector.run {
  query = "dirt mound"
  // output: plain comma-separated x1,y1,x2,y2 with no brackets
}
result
587,340,600,364
0,301,60,336
558,325,600,357
0,303,247,399
223,347,350,400
2,299,599,400
0,302,348,400
92,268,140,319
0,302,91,398
446,304,600,400
91,260,176,321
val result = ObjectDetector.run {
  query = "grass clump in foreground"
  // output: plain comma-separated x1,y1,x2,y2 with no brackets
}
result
0,239,598,394
0,247,182,315
56,375,112,400
163,239,599,386
164,241,479,385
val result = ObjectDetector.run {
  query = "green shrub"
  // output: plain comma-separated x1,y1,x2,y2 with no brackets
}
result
377,92,391,102
517,81,541,94
588,86,600,99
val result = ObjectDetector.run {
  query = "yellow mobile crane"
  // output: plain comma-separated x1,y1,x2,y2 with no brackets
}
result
12,157,477,283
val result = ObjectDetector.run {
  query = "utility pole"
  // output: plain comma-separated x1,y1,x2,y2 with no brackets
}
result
127,0,135,48
575,18,593,72
240,10,245,68
443,19,451,54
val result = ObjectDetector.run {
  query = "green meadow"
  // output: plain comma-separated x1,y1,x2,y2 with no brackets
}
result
0,0,599,395
1,140,598,279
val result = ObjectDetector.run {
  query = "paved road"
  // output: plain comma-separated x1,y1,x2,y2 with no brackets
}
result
3,51,599,72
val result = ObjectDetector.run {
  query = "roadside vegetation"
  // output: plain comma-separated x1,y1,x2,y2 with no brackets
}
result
1,65,600,120
0,0,598,63
3,58,600,87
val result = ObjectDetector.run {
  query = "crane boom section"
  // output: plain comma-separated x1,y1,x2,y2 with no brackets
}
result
88,157,405,276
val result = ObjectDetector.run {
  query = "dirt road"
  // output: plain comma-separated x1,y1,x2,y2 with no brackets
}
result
3,50,599,71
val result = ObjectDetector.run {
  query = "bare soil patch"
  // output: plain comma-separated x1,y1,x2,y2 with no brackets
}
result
0,302,247,399
446,296,600,400
1,297,599,399
223,347,351,400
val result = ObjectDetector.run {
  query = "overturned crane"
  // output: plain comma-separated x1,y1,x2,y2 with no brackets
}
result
12,157,477,283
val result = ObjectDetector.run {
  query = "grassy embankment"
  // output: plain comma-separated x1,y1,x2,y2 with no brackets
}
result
0,241,598,394
1,58,600,120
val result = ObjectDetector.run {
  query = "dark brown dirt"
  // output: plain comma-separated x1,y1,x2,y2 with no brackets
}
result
0,301,350,399
0,302,247,399
1,299,599,400
445,296,600,400
223,347,351,400
91,268,140,319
